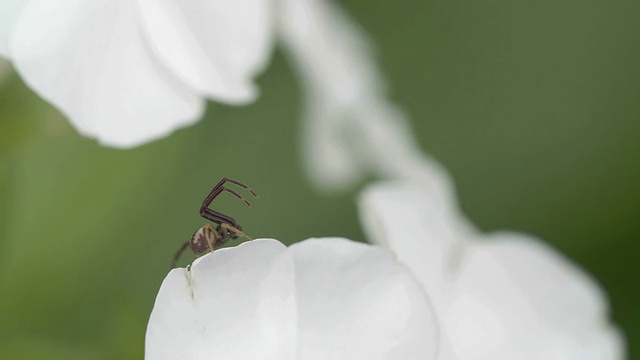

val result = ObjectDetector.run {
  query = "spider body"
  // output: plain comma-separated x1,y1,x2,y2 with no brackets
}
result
172,177,259,268
189,224,218,256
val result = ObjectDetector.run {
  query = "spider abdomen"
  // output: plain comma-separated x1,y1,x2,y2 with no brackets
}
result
190,224,218,256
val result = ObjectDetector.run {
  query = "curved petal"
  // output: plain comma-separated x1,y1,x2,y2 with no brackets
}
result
138,0,273,104
446,233,625,360
290,238,439,360
0,0,27,58
279,0,454,191
146,239,297,360
9,0,204,148
358,180,475,310
359,181,625,359
299,95,365,190
278,0,379,189
278,0,378,105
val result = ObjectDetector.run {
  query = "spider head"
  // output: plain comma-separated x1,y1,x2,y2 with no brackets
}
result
189,224,218,255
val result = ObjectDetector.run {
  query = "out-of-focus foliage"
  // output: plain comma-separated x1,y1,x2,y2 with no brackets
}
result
1,0,639,359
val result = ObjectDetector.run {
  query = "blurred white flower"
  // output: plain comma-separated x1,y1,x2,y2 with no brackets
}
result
146,238,438,360
359,180,626,360
2,0,442,157
278,0,446,192
0,0,272,147
0,0,24,57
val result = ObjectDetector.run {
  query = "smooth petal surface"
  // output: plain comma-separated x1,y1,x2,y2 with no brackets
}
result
146,239,297,360
146,238,439,360
359,181,625,360
0,0,27,57
446,233,625,360
359,180,475,310
9,0,204,148
138,0,273,104
291,238,438,360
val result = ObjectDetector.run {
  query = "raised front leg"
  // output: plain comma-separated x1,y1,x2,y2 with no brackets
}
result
199,177,260,227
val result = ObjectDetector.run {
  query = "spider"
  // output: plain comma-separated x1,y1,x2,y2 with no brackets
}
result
172,177,260,268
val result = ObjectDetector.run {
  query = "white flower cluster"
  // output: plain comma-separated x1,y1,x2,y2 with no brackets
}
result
147,0,627,356
1,1,626,359
146,175,623,359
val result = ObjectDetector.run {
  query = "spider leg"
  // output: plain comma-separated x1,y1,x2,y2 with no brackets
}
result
220,186,253,208
205,224,219,253
218,177,260,198
200,178,260,225
203,186,254,209
171,241,190,269
220,222,253,241
201,208,238,228
201,177,260,211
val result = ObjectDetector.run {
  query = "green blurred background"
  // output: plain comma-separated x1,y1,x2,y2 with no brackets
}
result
1,0,639,358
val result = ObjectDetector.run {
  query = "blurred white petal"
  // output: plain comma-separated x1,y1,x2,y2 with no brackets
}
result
0,0,27,58
138,0,273,104
281,1,625,357
359,182,626,360
359,180,476,311
348,99,457,199
278,0,379,104
6,0,275,147
447,233,626,360
146,238,438,360
298,95,364,189
278,0,379,189
291,238,438,360
279,0,447,191
9,0,204,148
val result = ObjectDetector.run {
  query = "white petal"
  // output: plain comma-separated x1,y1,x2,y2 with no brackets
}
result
278,0,378,189
0,0,27,58
147,238,439,359
290,238,439,360
9,0,204,148
279,0,452,191
146,239,296,360
446,233,625,360
344,98,463,199
298,95,365,190
278,0,379,105
359,180,475,311
138,0,273,104
359,181,625,359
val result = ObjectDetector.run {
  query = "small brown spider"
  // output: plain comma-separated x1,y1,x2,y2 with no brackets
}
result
171,177,259,268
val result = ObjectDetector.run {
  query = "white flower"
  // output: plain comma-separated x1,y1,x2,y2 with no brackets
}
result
278,0,446,192
359,180,626,360
279,3,625,357
146,238,438,360
0,0,24,57
0,0,272,148
2,0,431,158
